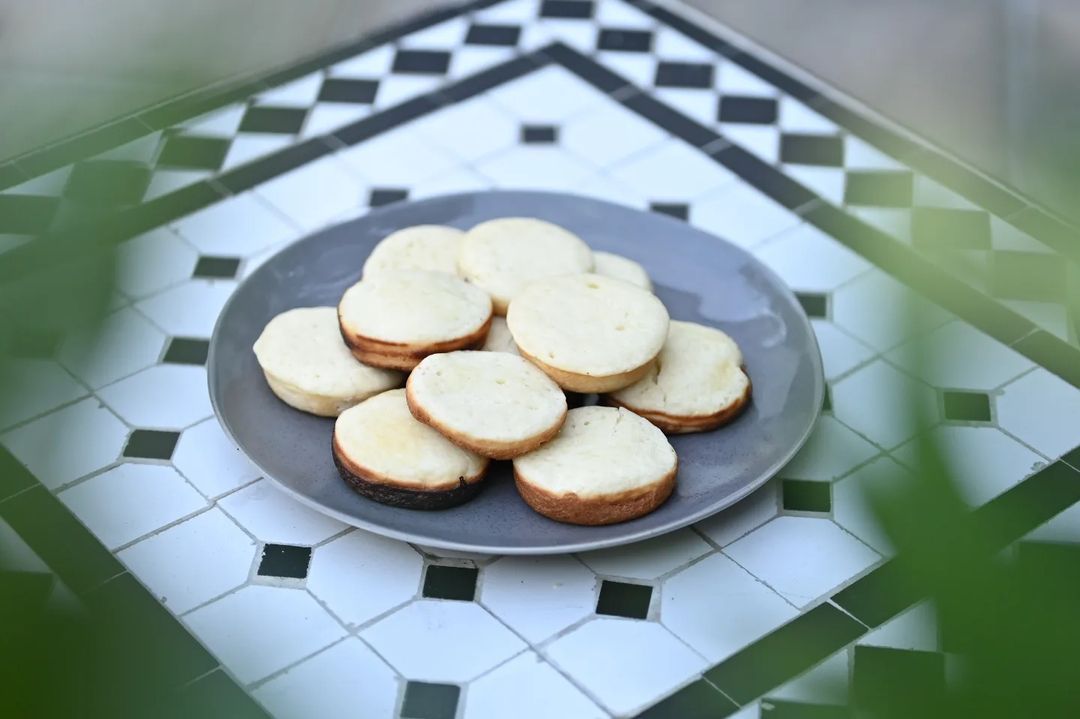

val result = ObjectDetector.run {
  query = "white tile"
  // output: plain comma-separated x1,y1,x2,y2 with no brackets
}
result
307,530,423,626
1,397,126,490
1026,501,1080,544
0,359,86,430
253,156,368,231
844,136,906,170
301,103,372,138
996,368,1080,459
172,417,262,498
254,638,399,719
488,66,605,122
475,0,537,24
833,456,914,556
7,166,71,195
181,103,246,135
336,126,459,186
410,97,519,163
781,415,879,481
144,168,212,201
59,463,205,549
778,98,839,135
222,134,294,171
218,478,347,545
448,45,517,79
753,223,871,291
597,52,657,87
811,319,876,381
413,544,494,563
595,0,655,27
119,508,255,614
849,206,911,243
185,585,346,684
718,124,781,164
561,99,668,168
545,618,707,716
328,45,394,78
655,88,718,127
832,359,938,449
135,278,235,338
574,174,647,208
361,600,526,682
465,651,605,719
579,528,711,580
609,138,735,202
785,165,845,205
661,553,797,662
372,74,445,109
57,307,165,388
480,555,597,644
475,145,595,191
255,72,324,107
913,175,978,210
730,703,760,719
716,61,778,97
696,480,779,547
768,652,849,704
831,271,952,351
98,364,212,428
859,602,938,651
1000,299,1070,341
887,320,1032,391
114,228,198,298
725,516,880,607
989,216,1052,253
895,426,1044,506
171,193,299,257
653,25,715,61
410,167,493,200
691,183,802,250
401,16,468,48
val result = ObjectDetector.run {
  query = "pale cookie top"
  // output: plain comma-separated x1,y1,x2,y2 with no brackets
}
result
481,316,519,355
513,406,676,497
339,270,492,344
593,251,652,291
362,225,464,278
507,273,669,377
253,307,402,396
458,217,593,311
609,321,749,417
409,351,566,444
335,389,488,489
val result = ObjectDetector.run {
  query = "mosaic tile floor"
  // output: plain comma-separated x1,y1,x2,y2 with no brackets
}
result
3,1,1080,717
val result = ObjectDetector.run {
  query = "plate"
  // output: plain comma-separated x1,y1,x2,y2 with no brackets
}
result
208,191,823,554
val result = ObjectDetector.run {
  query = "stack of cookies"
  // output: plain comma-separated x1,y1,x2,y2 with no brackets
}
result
253,218,751,526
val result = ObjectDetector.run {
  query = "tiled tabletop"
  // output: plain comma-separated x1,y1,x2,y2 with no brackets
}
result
3,1,1080,717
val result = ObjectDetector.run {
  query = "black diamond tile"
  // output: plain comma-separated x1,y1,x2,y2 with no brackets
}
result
392,49,452,75
369,188,409,207
597,28,653,52
0,194,60,234
521,125,558,143
596,580,652,619
540,0,594,19
911,207,991,250
157,135,230,171
193,256,240,279
853,646,944,716
1013,330,1080,388
942,390,991,422
650,202,689,221
797,292,828,318
123,429,180,460
239,106,308,135
655,61,714,89
718,96,778,125
423,565,478,601
64,160,152,205
783,479,831,512
465,23,522,46
843,170,914,208
401,681,460,719
318,78,379,104
164,337,210,365
257,544,312,579
780,133,845,167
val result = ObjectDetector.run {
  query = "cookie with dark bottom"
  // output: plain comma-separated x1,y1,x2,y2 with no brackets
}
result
333,389,489,510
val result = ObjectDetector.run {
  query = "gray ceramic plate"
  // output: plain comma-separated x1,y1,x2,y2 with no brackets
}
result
209,191,823,554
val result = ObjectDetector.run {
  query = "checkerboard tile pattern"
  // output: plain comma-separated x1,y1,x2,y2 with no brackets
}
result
4,1,1080,718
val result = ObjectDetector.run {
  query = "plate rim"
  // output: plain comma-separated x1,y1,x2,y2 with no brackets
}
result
207,190,824,555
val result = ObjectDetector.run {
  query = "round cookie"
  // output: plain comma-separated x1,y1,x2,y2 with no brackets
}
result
481,316,519,355
407,351,567,459
253,307,402,416
593,251,652,291
362,225,464,278
333,389,490,509
458,217,593,314
512,405,677,525
605,321,751,433
338,270,492,371
506,273,669,393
